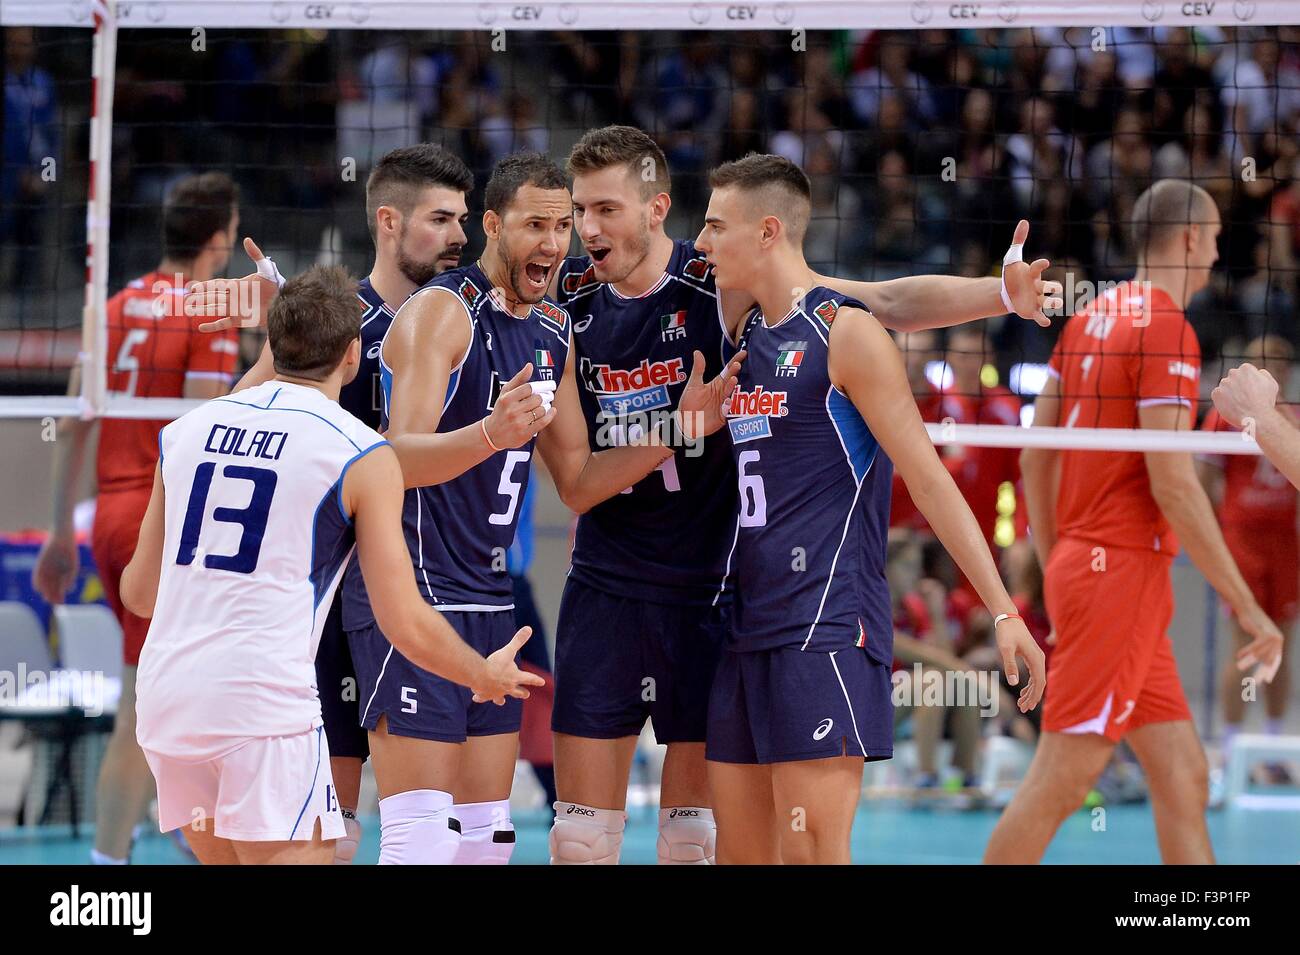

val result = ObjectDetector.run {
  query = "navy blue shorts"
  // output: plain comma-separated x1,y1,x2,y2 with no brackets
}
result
551,577,727,744
316,591,368,761
705,645,894,764
349,610,522,744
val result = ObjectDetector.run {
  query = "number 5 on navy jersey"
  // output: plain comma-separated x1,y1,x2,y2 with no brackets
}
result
176,462,278,573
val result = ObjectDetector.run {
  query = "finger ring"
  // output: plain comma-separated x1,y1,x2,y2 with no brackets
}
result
529,411,537,425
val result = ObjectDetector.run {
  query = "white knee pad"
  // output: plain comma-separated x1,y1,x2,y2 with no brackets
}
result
452,799,515,865
548,802,625,865
378,789,461,865
331,810,361,865
657,807,716,865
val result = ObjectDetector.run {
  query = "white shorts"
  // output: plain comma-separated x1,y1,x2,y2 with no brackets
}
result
143,726,346,843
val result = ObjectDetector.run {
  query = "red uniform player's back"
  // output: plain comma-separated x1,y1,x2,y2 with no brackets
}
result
98,270,240,494
95,271,239,665
1049,279,1201,555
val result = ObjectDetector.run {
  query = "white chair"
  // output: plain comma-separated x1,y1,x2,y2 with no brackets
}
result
0,601,52,675
52,603,124,683
1223,733,1300,810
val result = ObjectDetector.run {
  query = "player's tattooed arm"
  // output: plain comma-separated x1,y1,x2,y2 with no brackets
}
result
383,289,545,488
534,334,675,515
1141,403,1285,680
1020,374,1062,572
347,446,545,703
120,463,167,618
815,221,1063,332
829,307,1046,713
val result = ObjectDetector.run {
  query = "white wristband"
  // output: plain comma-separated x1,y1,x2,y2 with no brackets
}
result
255,254,287,290
1000,240,1024,314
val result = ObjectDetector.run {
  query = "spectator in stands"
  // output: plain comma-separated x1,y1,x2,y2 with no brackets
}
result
1,26,58,290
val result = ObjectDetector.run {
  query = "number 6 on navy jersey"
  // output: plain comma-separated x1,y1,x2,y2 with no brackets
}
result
176,462,278,573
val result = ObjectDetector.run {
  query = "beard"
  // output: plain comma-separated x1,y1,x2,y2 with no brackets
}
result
396,225,457,287
499,243,547,305
602,212,654,284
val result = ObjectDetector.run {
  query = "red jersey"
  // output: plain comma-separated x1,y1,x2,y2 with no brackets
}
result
96,271,239,494
1048,280,1201,553
1201,405,1299,532
890,384,942,529
937,385,1021,545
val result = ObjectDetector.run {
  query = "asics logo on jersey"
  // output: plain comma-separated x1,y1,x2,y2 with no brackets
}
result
813,718,834,741
1168,360,1199,381
565,804,596,816
574,315,595,333
367,342,382,360
581,356,684,417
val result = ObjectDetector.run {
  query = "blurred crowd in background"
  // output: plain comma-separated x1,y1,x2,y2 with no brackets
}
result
5,24,1299,371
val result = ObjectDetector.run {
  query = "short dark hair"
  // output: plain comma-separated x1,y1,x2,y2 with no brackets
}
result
567,125,670,200
708,153,811,243
483,152,568,216
162,172,239,261
267,265,361,380
1130,179,1216,260
365,144,474,242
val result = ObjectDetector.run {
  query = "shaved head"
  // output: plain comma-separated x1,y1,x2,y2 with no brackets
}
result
708,153,812,246
1130,179,1217,261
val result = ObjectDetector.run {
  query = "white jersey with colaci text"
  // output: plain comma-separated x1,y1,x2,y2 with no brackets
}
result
136,380,387,762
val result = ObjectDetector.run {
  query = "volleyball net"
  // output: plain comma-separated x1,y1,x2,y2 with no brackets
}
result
1,1,1298,457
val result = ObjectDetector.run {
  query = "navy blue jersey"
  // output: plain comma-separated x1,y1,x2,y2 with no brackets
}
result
554,239,738,606
337,276,397,430
724,287,893,656
343,262,570,628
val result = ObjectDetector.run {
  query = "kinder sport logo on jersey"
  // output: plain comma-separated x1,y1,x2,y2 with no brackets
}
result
580,356,685,417
660,310,687,342
726,385,788,444
775,341,806,378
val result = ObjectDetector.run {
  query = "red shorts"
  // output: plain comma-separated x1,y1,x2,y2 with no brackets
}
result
1224,527,1298,624
1042,537,1192,741
91,489,152,666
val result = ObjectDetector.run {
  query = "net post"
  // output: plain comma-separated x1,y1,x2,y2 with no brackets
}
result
78,0,117,422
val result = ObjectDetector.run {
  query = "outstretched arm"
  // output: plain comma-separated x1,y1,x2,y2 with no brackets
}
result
1212,363,1300,490
828,307,1045,712
818,220,1062,332
347,445,544,704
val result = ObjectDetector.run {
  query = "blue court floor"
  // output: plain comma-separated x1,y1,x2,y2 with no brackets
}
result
2,802,1297,864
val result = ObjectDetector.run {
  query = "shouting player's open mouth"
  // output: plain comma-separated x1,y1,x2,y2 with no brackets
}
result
588,244,611,264
524,260,552,291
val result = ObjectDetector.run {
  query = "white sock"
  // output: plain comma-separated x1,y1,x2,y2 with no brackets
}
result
378,789,460,865
452,799,515,865
90,849,128,865
332,809,361,865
